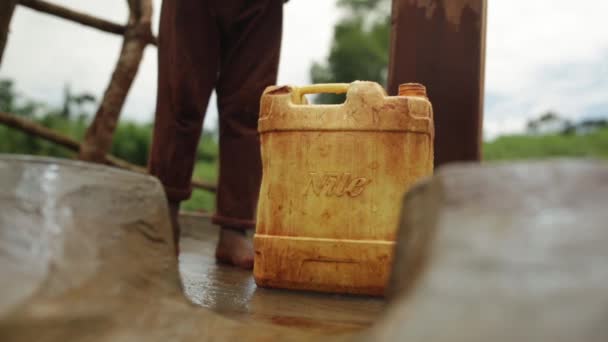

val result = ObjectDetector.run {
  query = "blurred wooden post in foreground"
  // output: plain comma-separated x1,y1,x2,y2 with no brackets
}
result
0,0,19,66
387,0,487,167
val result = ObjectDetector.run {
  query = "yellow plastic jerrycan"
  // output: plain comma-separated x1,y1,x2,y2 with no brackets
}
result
253,81,434,296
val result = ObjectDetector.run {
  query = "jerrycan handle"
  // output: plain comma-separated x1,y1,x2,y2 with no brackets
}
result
291,83,350,104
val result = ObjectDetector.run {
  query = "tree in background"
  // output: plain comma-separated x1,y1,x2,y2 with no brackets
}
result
526,111,569,136
0,79,40,117
310,0,390,104
60,84,96,120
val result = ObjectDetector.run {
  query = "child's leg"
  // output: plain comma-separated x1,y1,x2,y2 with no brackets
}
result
212,0,284,268
148,0,220,254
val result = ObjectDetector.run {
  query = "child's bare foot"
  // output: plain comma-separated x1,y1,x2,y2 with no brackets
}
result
215,227,254,269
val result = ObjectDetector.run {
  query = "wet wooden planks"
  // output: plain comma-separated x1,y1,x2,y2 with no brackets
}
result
178,214,386,335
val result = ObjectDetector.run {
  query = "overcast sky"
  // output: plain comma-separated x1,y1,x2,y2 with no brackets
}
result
1,0,607,140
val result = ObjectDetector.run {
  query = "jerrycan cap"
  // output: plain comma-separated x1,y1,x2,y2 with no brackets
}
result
398,83,427,98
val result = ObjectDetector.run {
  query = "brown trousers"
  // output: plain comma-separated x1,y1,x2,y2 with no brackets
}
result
148,0,283,230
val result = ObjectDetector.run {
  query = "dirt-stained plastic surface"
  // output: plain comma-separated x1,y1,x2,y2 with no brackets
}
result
254,81,434,295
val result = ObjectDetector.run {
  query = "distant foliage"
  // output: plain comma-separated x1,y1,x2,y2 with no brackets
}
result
0,79,219,167
484,128,608,161
0,79,81,159
526,111,608,137
310,0,390,104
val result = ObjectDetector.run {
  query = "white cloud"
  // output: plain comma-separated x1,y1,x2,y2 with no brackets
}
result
484,0,608,138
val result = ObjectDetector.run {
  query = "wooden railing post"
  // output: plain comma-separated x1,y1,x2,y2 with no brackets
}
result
388,0,487,167
78,0,154,163
0,0,20,67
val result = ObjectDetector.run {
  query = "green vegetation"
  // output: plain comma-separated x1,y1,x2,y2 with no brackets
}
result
484,128,608,161
182,161,217,212
0,79,218,212
311,0,390,104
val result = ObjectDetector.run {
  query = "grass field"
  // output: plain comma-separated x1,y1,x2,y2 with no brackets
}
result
182,128,608,212
483,128,608,161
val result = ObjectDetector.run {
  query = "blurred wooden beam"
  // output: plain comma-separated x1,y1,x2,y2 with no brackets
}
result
19,0,125,36
0,0,19,66
0,111,217,193
388,0,487,167
191,179,217,193
0,111,80,151
18,0,157,45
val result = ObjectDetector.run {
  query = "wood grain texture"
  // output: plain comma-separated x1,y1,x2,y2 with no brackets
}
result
254,81,434,295
388,0,487,166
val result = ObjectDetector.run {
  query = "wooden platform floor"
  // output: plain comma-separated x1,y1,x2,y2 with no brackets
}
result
178,215,386,335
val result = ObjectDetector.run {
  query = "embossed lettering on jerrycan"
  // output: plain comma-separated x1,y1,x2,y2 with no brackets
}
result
253,81,434,296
